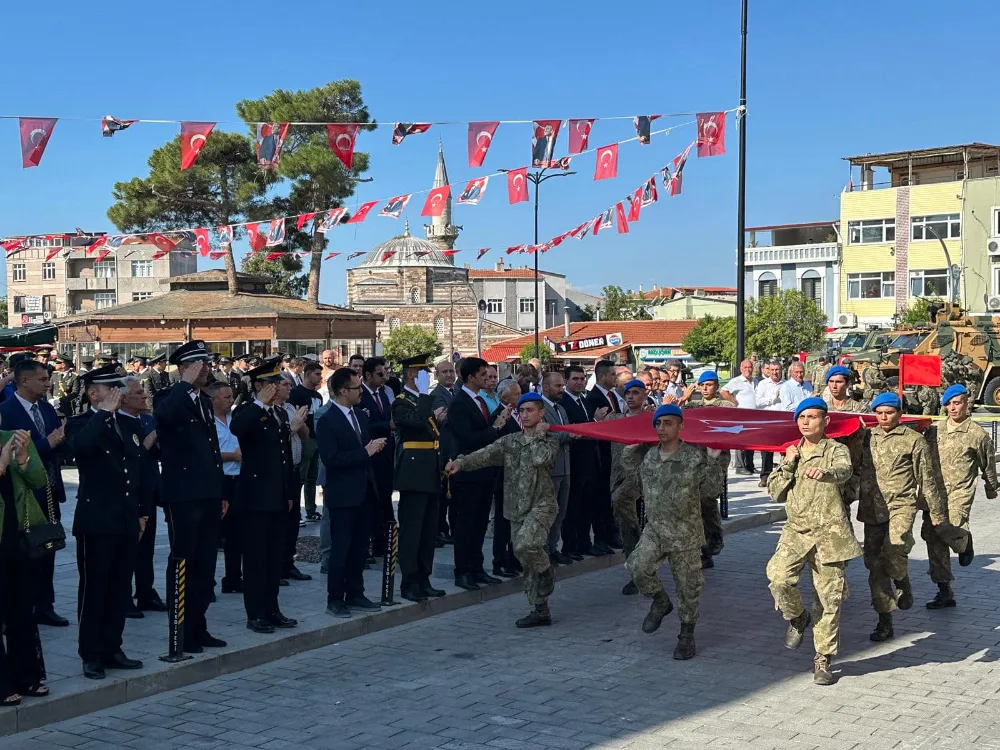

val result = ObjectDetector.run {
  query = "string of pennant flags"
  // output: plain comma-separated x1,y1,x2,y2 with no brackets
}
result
3,108,736,264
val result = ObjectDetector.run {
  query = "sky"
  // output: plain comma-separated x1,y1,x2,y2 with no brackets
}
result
1,0,997,305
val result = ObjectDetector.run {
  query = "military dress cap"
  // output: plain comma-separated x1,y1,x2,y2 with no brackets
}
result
149,353,166,365
169,340,211,365
793,396,829,421
400,353,434,371
8,352,33,368
653,404,684,423
80,355,95,365
54,353,74,365
301,353,318,362
825,365,851,383
516,392,543,409
246,356,284,383
941,383,968,405
623,378,646,393
81,364,125,386
132,355,148,367
871,392,902,411
219,357,232,365
248,356,263,367
697,371,719,384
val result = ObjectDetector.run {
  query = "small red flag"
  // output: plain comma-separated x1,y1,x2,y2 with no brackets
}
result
696,112,726,157
324,252,341,260
346,201,379,224
180,122,215,170
2,239,25,257
899,354,942,387
421,186,450,217
296,212,317,231
94,248,112,263
615,203,630,234
326,124,359,170
265,251,285,262
467,122,499,167
505,245,524,255
506,168,528,204
381,250,397,262
627,187,642,222
476,248,489,259
86,236,107,255
347,251,365,260
391,123,431,145
594,144,618,180
209,251,226,260
147,233,177,259
442,249,460,256
194,228,211,257
44,247,60,262
568,119,594,155
245,223,268,252
19,118,57,168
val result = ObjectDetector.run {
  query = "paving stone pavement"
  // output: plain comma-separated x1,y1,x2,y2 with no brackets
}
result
6,475,1000,748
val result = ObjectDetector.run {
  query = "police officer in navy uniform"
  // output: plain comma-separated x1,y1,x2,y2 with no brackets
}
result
140,353,164,409
392,354,448,603
66,365,148,680
153,340,226,652
230,357,299,634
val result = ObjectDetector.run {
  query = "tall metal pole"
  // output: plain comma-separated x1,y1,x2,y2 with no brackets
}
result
735,0,749,364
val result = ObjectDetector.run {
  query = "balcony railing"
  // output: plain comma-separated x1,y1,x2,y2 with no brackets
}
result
745,242,839,265
66,277,115,291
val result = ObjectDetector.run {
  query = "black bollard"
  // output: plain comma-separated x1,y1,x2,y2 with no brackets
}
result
380,521,401,606
160,557,193,663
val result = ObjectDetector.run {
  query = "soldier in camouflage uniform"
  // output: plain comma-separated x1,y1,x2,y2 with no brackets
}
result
679,371,735,568
766,397,860,685
866,392,966,641
609,379,654,595
823,366,870,509
620,404,724,660
860,358,889,402
921,384,996,608
811,357,831,392
447,392,560,628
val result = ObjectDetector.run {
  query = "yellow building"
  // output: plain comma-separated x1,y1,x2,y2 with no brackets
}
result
840,143,1000,326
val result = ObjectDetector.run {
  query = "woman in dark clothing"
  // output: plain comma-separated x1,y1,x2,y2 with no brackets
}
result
0,428,50,706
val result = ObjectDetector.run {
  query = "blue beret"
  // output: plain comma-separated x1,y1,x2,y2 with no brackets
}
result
623,379,646,393
941,384,968,405
826,365,851,383
697,371,719,384
793,396,829,421
871,392,902,411
516,392,544,409
652,404,683,424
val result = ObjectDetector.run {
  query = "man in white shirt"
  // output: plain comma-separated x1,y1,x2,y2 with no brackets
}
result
722,359,758,475
662,360,686,402
211,382,243,595
778,362,812,412
754,362,785,485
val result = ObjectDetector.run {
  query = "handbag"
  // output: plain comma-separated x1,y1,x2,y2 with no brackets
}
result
20,475,66,560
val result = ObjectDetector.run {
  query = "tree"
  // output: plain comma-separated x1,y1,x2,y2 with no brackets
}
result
0,297,7,327
682,315,736,364
108,131,263,295
600,285,652,321
240,252,308,298
382,325,442,369
518,344,552,364
576,305,597,322
236,81,374,305
898,298,937,326
745,290,826,358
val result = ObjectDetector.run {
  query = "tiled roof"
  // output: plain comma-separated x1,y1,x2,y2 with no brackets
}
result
638,286,738,300
468,268,564,279
480,320,698,362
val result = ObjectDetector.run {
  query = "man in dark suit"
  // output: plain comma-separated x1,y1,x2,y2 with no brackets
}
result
540,371,575,565
448,357,513,591
430,359,456,544
153,340,226,652
230,358,300,634
0,358,70,627
289,361,324,523
560,365,603,558
391,354,447,603
317,367,387,617
360,357,396,560
66,365,147,680
584,359,621,555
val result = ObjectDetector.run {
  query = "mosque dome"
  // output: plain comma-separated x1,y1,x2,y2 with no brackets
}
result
356,221,456,269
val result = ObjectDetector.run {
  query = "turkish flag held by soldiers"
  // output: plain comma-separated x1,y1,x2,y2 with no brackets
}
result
180,122,215,170
19,118,58,168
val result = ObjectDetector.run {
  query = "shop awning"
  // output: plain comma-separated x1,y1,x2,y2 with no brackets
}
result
0,325,57,348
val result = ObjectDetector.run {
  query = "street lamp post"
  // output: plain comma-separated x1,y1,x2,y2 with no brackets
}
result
527,168,575,357
735,0,749,363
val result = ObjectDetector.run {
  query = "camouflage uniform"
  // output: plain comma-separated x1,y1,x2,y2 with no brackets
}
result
752,360,762,381
456,432,560,611
861,364,888,402
621,442,724,624
766,439,860,656
822,395,870,508
922,418,997,583
914,386,942,416
812,363,831,390
682,397,732,555
608,412,646,558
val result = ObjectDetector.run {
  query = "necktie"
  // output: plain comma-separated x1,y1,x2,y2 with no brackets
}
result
374,389,385,416
29,403,46,437
476,395,489,421
607,391,620,413
348,409,363,443
555,405,564,425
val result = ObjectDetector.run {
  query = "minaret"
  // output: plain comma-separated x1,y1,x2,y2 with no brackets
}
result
425,140,460,252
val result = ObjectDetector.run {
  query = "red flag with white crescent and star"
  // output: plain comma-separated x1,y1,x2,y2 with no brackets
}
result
550,407,931,452
217,225,234,245
615,203,630,234
391,123,431,145
19,118,57,168
86,236,107,255
421,186,450,217
626,187,642,222
346,201,379,224
467,122,499,167
147,233,177,259
265,219,286,247
381,250,397,262
44,247,61,262
506,168,528,204
324,252,341,260
696,112,726,157
101,115,136,137
505,245,524,255
296,213,316,231
2,239,25,257
194,228,211,257
209,251,226,260
245,223,268,252
531,120,562,168
94,249,113,264
180,122,215,170
326,124,360,170
318,208,348,232
476,248,489,260
568,119,594,155
633,115,661,145
593,144,618,181
265,251,285,262
457,177,488,206
379,195,412,219
256,122,290,169
442,250,460,256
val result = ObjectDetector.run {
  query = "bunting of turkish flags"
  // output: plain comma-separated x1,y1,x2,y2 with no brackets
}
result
593,144,618,180
44,247,60,262
245,223,268,252
626,187,642,222
194,228,211,257
94,249,112,263
19,118,57,168
507,167,528,204
421,186,450,217
568,119,594,155
346,201,378,224
615,203,629,234
326,124,359,170
86,236,106,255
265,251,285,261
180,122,215,170
696,112,726,157
147,233,177,259
324,252,340,260
209,251,227,260
296,212,316,230
467,122,499,167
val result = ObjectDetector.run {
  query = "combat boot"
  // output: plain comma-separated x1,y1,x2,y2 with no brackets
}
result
870,613,894,642
813,653,835,686
537,567,556,598
959,533,975,567
926,582,956,609
894,577,913,610
784,611,811,650
515,604,551,628
673,623,696,660
621,580,638,595
641,592,673,634
701,552,715,569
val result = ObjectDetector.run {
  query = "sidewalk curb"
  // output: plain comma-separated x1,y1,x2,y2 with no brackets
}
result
1,507,784,736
